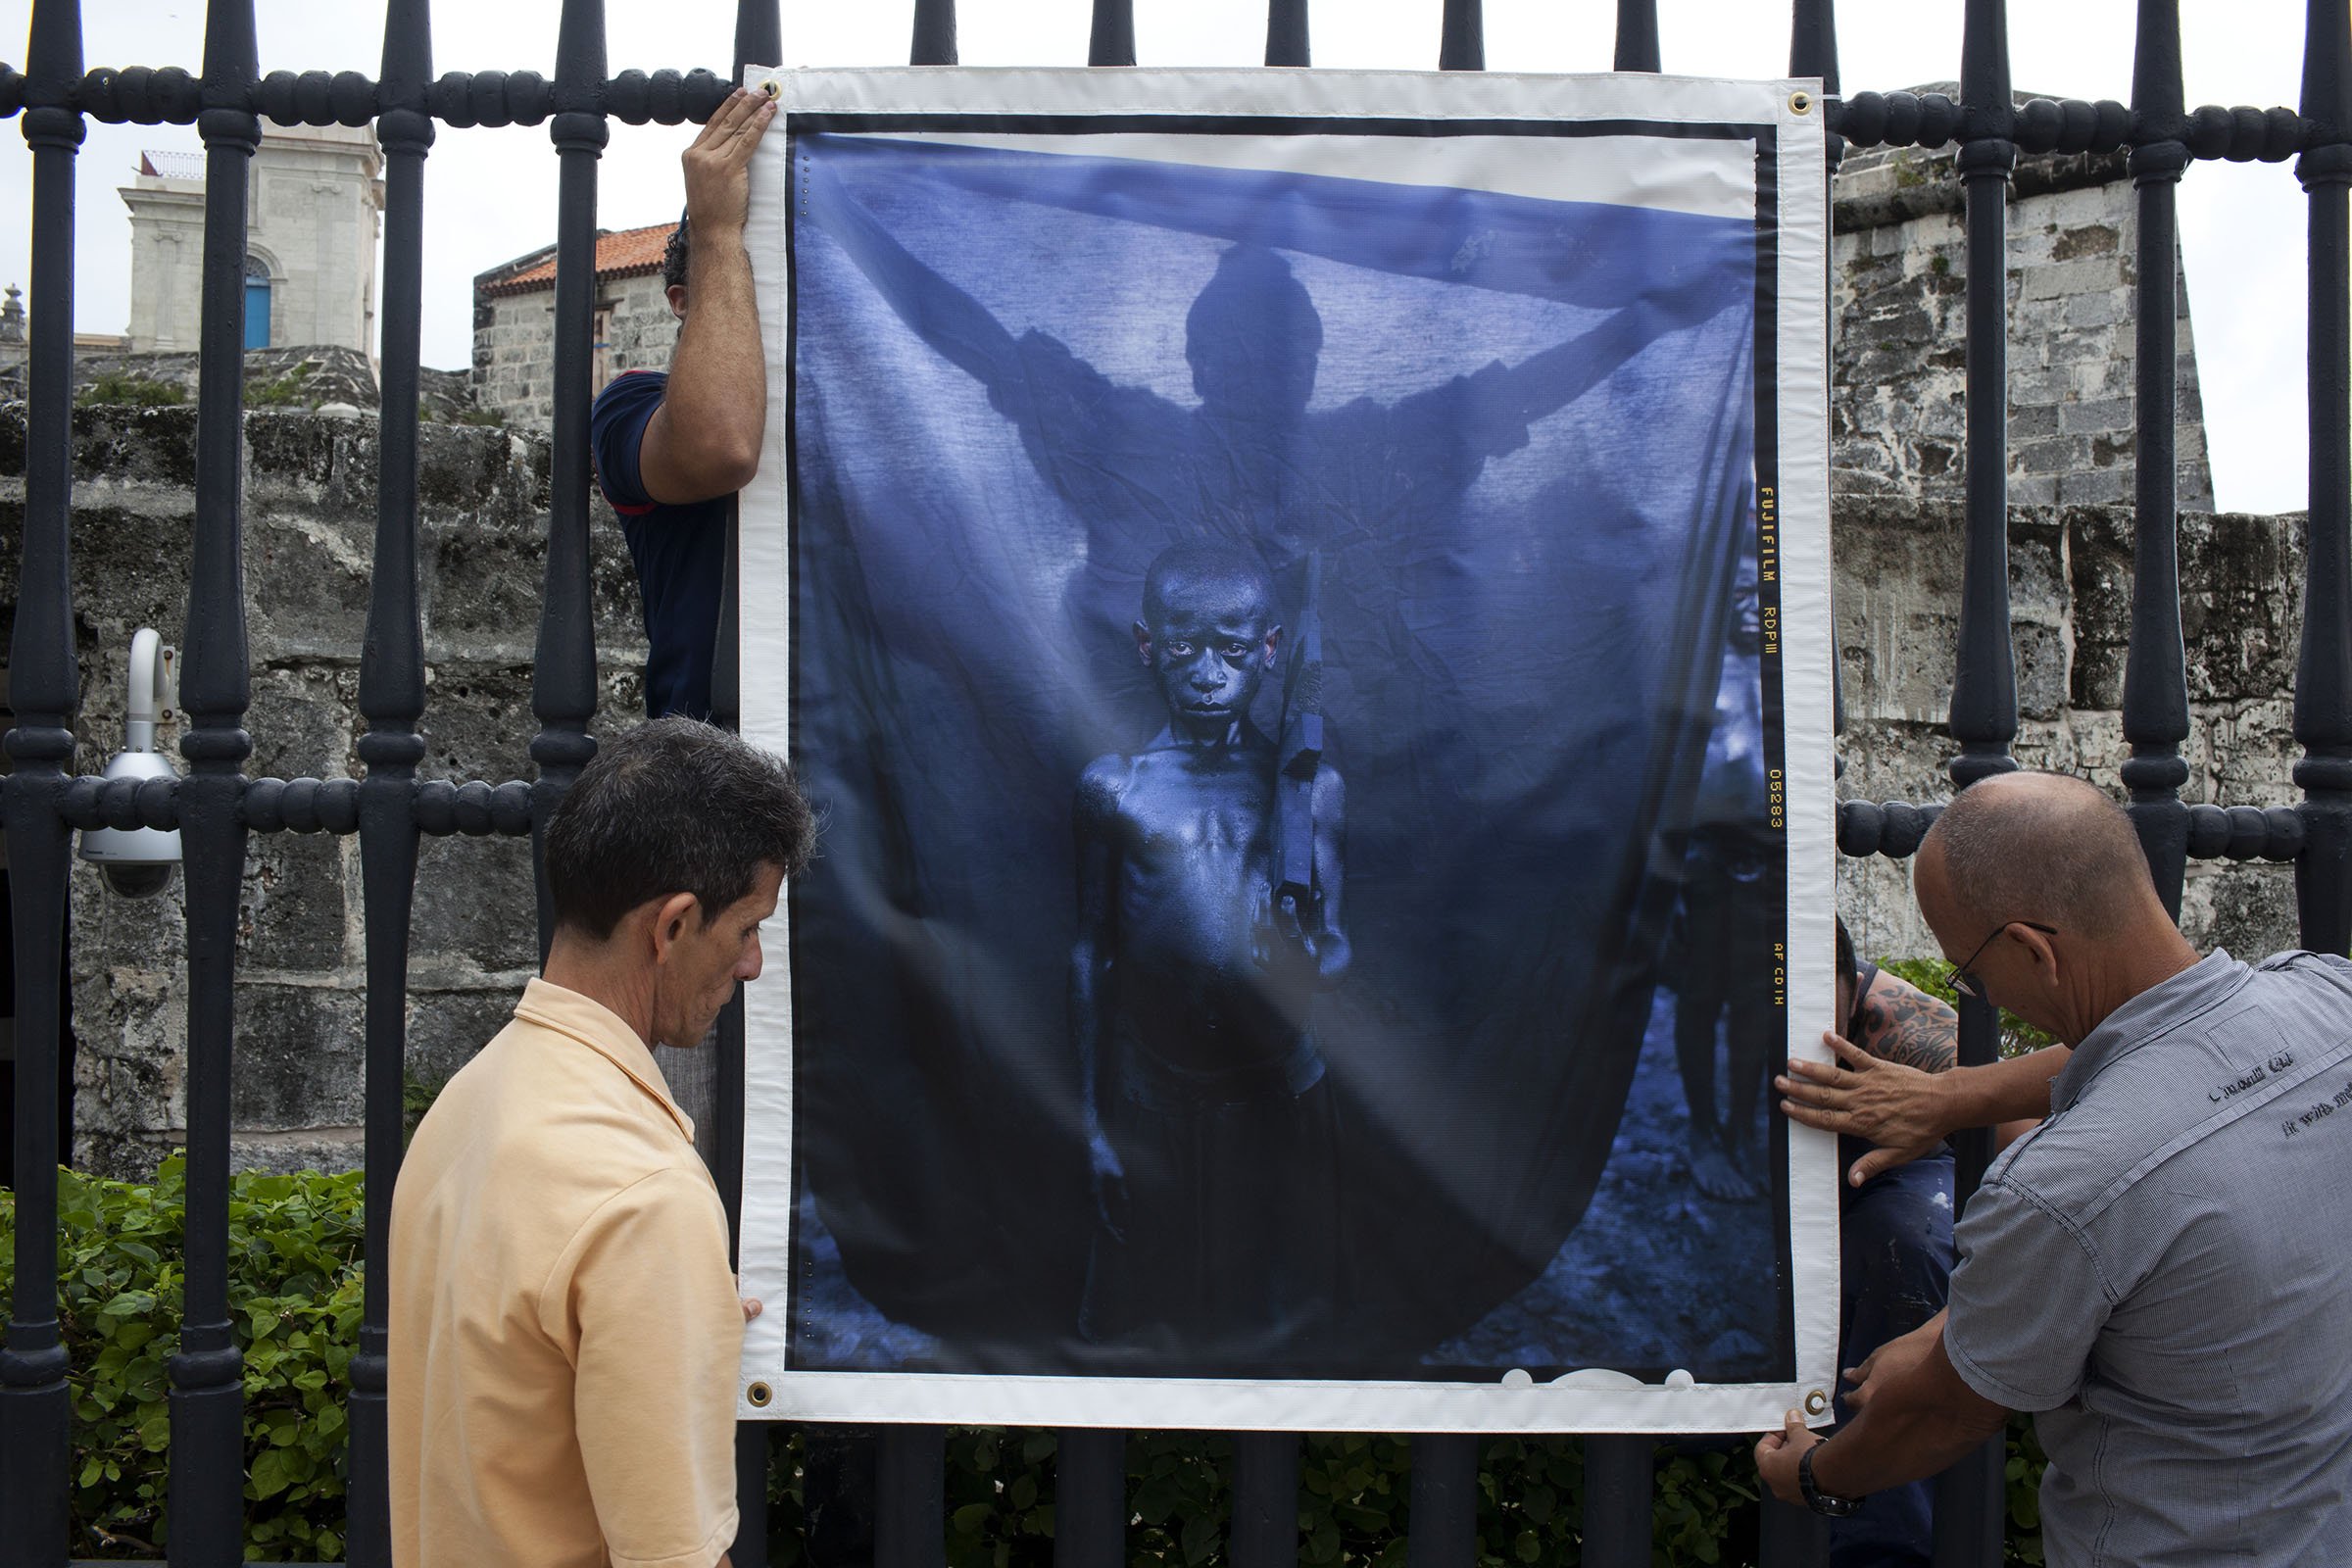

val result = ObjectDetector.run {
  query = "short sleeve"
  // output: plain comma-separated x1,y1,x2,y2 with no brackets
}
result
1941,1173,2114,1412
552,1166,742,1568
591,370,667,514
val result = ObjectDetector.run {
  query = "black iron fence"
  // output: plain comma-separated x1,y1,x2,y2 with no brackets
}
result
1,0,2345,1563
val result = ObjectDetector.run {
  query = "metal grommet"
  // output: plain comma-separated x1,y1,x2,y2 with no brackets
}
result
1789,90,1814,116
760,77,781,99
1802,1388,1830,1416
746,1381,774,1408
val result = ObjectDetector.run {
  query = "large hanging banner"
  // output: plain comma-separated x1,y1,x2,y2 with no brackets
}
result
736,66,1835,1432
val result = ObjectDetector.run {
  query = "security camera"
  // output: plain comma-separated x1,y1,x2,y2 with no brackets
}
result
78,627,183,901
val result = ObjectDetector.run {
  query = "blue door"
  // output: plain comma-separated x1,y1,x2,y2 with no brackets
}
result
244,277,270,350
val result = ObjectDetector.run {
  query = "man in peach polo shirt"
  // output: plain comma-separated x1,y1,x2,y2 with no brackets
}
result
389,718,813,1568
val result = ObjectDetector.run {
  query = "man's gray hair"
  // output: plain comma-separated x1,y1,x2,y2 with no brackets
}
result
545,717,813,939
1924,771,2154,940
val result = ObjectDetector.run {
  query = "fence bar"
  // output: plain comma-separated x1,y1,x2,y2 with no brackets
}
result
1757,1495,1829,1565
169,0,264,1560
1933,0,2021,1558
527,0,609,958
0,2,83,1561
720,1,780,1553
2295,0,2352,954
1613,0,1660,74
2120,0,2192,913
910,0,956,67
1229,1433,1299,1568
1580,1437,1652,1568
345,3,435,1565
875,1427,949,1568
1788,0,1838,97
1264,0,1308,67
1090,0,1136,67
1053,1429,1126,1568
1437,0,1481,73
1403,1434,1476,1568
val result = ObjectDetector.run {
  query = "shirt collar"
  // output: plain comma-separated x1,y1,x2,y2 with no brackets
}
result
2050,948,2250,1112
512,977,697,1146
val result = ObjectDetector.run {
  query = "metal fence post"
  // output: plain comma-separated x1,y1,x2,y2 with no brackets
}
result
168,0,264,1558
1090,0,1136,68
1054,1429,1127,1568
1614,0,1661,74
0,2,84,1561
346,2,437,1564
2295,0,2352,955
910,0,956,68
1935,1,2020,1561
1265,0,1309,68
1438,0,1482,74
1230,1432,1300,1568
527,0,610,957
2121,0,2193,913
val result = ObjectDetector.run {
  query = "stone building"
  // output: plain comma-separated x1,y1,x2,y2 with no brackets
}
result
117,125,384,358
0,119,2304,1180
471,221,678,427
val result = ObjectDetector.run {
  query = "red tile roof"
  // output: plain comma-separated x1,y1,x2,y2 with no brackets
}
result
477,221,676,298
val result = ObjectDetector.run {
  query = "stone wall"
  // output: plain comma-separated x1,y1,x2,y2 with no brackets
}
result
471,270,673,430
1834,501,2299,964
1833,131,2213,509
0,402,648,1177
0,399,2309,1177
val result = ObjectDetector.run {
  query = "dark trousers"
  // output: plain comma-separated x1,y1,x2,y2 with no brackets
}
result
1830,1152,1956,1568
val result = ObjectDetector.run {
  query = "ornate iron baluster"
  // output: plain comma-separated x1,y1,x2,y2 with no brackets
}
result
346,2,435,1563
1231,1431,1300,1568
0,3,83,1561
1265,0,1309,68
528,0,609,955
911,0,957,68
1933,8,2020,1560
169,0,263,1557
1615,0,1661,74
2122,0,2193,912
1091,0,1136,67
2295,0,2352,953
1054,1429,1127,1568
1439,0,1482,73
876,1423,949,1568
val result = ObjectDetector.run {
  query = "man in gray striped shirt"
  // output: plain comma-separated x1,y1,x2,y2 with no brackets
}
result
1757,772,2352,1565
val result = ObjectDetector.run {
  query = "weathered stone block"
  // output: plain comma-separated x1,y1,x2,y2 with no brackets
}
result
412,834,541,974
229,982,366,1130
406,987,525,1092
240,834,351,975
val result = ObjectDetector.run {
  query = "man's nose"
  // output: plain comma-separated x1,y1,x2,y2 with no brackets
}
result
738,935,764,983
1188,660,1222,690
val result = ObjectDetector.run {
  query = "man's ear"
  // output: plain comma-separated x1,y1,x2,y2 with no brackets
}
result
1262,624,1284,669
2010,921,2061,984
666,283,689,322
1133,621,1153,667
648,891,702,964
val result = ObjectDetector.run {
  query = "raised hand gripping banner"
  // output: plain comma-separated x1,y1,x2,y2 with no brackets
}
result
734,66,1836,1433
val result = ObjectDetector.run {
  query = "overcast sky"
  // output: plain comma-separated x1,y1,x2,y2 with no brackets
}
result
0,0,2318,513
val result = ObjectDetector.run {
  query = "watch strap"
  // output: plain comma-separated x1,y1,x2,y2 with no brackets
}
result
1797,1440,1864,1517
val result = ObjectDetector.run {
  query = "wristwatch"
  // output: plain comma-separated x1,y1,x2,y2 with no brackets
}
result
1797,1442,1864,1518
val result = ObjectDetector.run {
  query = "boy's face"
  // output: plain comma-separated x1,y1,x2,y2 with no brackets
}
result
1134,576,1280,736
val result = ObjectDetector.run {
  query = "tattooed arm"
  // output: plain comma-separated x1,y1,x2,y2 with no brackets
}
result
1781,969,2068,1184
1852,970,1958,1073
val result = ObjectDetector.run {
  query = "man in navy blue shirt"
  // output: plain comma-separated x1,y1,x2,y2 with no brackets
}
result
591,85,776,722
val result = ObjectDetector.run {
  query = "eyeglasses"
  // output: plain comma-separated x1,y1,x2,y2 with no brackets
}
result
1943,921,2058,1000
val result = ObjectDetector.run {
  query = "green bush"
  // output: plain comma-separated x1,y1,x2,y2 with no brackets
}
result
0,1156,361,1560
75,372,187,408
244,362,315,409
1877,956,2061,1056
4,1147,2051,1564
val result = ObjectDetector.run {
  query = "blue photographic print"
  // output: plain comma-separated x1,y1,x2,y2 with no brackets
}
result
741,83,1826,1417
